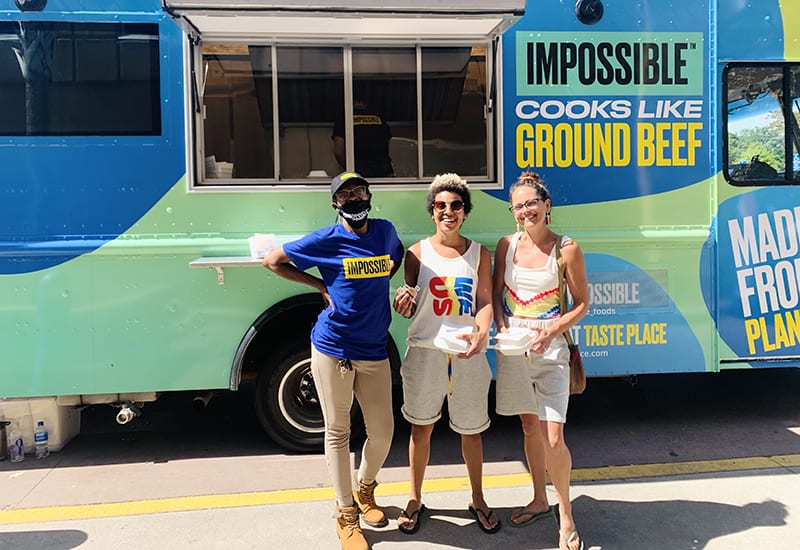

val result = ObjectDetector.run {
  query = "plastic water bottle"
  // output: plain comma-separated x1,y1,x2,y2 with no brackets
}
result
9,424,24,463
34,420,49,459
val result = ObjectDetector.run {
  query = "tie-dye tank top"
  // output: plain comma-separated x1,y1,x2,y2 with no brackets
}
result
502,232,565,330
407,237,480,349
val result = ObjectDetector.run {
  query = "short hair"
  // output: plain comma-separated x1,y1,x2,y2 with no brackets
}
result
425,173,472,215
509,171,550,203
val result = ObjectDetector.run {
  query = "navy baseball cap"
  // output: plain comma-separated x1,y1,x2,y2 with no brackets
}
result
331,171,369,198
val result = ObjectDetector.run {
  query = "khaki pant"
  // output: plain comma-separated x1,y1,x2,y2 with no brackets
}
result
311,345,394,505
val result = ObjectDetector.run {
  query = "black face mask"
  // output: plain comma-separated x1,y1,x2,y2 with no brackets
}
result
337,199,371,229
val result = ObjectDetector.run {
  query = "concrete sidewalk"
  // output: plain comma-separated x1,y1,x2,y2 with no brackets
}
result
1,456,798,549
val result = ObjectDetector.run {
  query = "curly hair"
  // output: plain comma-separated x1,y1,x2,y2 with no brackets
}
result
425,173,472,215
509,171,550,203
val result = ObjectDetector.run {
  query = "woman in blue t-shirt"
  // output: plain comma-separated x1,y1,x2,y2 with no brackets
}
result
264,172,404,550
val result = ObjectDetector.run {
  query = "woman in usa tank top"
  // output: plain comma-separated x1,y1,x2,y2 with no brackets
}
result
393,173,499,535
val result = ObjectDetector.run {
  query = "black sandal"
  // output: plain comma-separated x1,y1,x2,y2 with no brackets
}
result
398,504,426,535
468,504,501,534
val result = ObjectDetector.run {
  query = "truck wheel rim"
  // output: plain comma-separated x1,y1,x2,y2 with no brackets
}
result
277,358,324,434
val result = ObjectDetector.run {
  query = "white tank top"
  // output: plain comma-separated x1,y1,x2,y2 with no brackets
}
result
407,237,481,348
502,232,566,330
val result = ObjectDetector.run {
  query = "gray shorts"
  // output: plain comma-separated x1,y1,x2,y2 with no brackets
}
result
400,346,492,435
494,335,570,423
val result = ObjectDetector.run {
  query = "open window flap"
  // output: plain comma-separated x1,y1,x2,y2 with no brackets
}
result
162,0,525,40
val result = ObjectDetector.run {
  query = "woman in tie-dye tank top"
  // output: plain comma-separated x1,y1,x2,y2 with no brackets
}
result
492,171,589,550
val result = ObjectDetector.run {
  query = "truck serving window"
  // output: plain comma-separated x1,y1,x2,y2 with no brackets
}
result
0,22,160,136
198,43,491,184
724,64,800,185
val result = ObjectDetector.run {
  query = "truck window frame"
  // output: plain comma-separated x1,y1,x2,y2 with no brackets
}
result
723,62,800,186
187,39,500,190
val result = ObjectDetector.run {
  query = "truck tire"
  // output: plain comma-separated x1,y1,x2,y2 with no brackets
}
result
253,343,365,453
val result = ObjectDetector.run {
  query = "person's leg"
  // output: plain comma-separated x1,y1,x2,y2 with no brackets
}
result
462,433,500,532
397,347,446,532
397,422,434,531
536,349,578,548
494,350,545,526
509,413,551,525
447,354,496,532
543,420,580,550
533,336,576,545
310,346,367,550
351,357,394,528
409,422,434,504
352,357,394,483
461,433,486,506
310,346,357,506
461,434,486,502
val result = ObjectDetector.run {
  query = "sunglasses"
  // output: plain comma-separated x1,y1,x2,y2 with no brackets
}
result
334,185,369,202
509,197,543,212
433,200,464,212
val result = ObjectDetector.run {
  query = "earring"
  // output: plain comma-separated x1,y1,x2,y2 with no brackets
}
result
515,222,520,232
546,211,551,225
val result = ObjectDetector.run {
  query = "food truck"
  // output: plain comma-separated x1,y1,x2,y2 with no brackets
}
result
2,0,799,451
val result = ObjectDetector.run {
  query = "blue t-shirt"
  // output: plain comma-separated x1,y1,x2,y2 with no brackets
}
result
283,218,404,361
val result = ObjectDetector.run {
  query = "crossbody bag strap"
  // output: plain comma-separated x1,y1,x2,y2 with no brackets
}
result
555,235,574,347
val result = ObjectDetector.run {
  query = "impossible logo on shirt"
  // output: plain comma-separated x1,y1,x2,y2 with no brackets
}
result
354,115,384,126
343,255,392,278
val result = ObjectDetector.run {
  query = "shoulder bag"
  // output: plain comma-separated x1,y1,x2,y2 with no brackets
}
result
555,236,587,395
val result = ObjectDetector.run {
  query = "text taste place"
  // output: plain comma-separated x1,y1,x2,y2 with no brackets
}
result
583,322,667,346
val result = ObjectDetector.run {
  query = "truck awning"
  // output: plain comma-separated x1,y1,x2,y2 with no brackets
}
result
162,0,525,40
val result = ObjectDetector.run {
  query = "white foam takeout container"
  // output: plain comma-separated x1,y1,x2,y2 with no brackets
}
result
494,326,538,345
433,322,473,354
249,233,276,259
493,327,538,356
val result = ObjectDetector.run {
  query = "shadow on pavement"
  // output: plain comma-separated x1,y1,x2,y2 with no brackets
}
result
356,494,788,550
573,495,787,550
0,530,88,549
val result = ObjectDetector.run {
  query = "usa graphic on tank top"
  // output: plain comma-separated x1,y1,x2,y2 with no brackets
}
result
429,276,475,317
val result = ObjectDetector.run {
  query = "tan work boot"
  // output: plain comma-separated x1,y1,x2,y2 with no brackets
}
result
335,504,368,550
352,475,388,527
